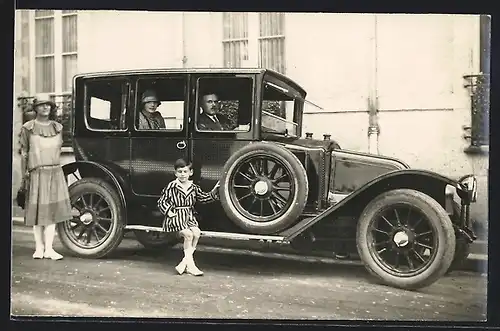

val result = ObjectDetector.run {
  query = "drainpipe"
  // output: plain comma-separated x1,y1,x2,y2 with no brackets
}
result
367,15,380,154
181,12,187,67
367,96,380,154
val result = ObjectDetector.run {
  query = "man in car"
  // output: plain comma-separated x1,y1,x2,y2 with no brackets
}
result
197,93,232,131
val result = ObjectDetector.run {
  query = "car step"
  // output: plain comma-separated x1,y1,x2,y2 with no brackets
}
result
125,225,288,244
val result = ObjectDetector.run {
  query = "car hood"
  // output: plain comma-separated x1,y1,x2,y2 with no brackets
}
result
284,137,410,169
287,137,341,151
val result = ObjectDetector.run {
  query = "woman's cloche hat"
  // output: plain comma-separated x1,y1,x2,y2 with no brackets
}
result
141,90,161,106
32,93,57,111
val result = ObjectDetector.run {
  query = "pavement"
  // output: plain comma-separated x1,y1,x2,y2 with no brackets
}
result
10,216,488,274
10,224,487,320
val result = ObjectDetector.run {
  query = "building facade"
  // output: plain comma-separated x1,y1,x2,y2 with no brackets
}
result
13,11,489,233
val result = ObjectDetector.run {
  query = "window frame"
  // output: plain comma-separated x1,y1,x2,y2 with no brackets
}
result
194,75,255,134
222,12,285,73
33,10,55,93
83,77,131,133
222,12,249,68
61,10,78,92
258,12,286,74
29,10,78,96
133,75,189,134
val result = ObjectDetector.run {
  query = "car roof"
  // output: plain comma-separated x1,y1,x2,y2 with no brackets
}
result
74,67,272,79
73,68,306,96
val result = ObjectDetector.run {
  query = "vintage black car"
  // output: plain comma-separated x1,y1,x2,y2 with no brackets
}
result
58,68,478,290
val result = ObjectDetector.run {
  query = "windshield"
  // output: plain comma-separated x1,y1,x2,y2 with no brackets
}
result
261,80,303,137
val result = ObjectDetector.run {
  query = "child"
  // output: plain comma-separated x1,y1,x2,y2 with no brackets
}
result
157,158,220,276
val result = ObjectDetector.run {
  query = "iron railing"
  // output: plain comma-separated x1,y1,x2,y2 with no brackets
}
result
463,73,490,148
17,94,73,148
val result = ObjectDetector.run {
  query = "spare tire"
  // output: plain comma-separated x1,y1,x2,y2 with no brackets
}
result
219,142,308,234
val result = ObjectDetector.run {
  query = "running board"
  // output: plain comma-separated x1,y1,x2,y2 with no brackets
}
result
125,225,288,244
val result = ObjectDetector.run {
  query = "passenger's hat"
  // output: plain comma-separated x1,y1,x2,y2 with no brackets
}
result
141,90,161,105
32,93,56,111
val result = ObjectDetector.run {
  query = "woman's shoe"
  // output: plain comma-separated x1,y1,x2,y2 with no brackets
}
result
43,250,63,260
32,250,44,259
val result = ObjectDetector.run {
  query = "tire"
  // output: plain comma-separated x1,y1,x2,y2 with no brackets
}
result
446,238,471,274
356,189,456,290
57,178,125,259
134,230,179,250
219,142,308,234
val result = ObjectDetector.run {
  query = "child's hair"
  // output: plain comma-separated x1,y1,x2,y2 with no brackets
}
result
174,158,193,170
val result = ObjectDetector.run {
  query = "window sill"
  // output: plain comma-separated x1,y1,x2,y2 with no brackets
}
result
464,145,489,155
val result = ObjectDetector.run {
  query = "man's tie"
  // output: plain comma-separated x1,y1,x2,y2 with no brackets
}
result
213,116,222,129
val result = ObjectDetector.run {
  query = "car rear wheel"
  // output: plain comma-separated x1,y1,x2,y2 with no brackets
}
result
134,230,179,250
57,178,125,259
356,189,455,290
219,142,308,235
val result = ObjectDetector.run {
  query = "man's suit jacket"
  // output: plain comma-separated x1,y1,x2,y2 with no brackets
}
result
197,112,232,131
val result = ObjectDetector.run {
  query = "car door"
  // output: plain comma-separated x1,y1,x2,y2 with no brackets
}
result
129,74,190,200
189,73,256,231
73,76,131,179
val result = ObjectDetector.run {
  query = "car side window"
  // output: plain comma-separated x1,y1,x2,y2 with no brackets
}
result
135,77,186,131
85,79,129,131
196,77,253,132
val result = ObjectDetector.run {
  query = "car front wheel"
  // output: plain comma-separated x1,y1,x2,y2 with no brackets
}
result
356,189,455,290
57,178,125,259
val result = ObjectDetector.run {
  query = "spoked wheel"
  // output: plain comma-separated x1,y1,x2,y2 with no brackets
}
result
57,178,125,258
357,189,455,290
220,143,308,234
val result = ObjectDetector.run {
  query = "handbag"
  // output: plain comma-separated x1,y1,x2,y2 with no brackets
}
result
16,174,29,209
16,187,26,209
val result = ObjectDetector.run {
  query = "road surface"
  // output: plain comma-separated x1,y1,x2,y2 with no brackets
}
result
10,225,487,320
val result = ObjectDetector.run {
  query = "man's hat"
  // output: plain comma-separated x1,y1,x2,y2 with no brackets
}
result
141,90,161,105
32,93,56,111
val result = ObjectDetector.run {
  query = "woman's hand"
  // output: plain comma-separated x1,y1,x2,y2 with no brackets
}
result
167,210,176,218
21,172,29,187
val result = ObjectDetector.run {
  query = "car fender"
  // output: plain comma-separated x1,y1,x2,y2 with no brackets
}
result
283,169,465,240
62,161,128,222
334,168,462,208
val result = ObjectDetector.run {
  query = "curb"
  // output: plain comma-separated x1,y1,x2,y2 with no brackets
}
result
12,217,487,273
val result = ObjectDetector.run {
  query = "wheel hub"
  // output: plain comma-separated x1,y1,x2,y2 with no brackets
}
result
253,180,269,195
393,230,410,247
80,212,94,225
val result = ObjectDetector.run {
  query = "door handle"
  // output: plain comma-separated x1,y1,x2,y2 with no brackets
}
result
176,140,187,150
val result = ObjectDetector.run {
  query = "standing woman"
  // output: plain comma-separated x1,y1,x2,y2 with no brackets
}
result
20,93,73,260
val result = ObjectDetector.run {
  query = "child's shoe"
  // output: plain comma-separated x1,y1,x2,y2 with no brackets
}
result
175,258,187,275
185,248,203,276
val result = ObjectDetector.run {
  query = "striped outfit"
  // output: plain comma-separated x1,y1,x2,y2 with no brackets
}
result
157,179,219,233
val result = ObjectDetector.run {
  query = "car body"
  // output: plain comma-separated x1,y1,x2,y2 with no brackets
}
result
57,68,478,290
